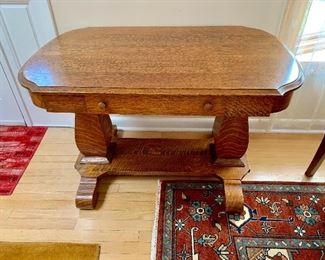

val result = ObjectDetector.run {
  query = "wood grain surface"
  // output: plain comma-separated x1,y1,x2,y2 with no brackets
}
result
74,137,250,211
75,177,99,210
26,92,294,116
19,26,303,97
75,113,112,157
75,138,219,178
18,27,303,117
212,116,249,166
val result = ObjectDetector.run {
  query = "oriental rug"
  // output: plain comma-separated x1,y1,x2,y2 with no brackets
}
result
152,181,325,260
0,126,47,195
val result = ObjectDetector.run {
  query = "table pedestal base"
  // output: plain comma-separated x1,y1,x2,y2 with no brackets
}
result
74,136,249,212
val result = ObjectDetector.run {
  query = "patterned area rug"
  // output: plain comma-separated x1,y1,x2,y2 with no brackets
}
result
0,126,47,195
152,181,325,260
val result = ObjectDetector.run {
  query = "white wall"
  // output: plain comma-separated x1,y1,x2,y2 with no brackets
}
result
272,62,325,133
50,0,287,35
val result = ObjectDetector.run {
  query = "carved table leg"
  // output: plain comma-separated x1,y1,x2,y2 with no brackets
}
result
223,180,243,212
74,113,113,209
217,166,249,213
212,116,249,213
76,177,99,209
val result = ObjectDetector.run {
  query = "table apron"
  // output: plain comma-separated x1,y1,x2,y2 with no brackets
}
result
30,92,293,117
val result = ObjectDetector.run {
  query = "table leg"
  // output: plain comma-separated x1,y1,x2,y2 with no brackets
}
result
75,176,99,209
74,113,113,209
305,135,325,177
216,166,249,213
212,116,249,213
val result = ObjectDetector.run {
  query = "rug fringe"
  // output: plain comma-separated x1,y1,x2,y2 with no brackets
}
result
150,179,162,260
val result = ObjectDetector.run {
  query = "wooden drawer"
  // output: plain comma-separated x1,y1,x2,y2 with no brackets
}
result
84,94,275,116
85,94,226,115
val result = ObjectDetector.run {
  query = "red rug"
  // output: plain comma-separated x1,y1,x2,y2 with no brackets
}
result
0,126,47,195
152,181,325,259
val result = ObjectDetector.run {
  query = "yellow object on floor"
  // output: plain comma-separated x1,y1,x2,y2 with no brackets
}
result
0,242,100,260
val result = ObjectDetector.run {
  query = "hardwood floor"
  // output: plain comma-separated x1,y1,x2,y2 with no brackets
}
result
0,128,324,260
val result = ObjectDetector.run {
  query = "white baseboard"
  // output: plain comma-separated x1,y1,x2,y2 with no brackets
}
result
271,119,325,134
110,116,271,132
110,115,214,132
5,115,323,134
0,120,26,126
110,116,325,134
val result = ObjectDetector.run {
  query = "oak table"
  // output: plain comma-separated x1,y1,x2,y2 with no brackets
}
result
19,27,303,212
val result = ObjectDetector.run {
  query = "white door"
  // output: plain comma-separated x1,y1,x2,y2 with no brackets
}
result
0,62,24,125
0,0,73,127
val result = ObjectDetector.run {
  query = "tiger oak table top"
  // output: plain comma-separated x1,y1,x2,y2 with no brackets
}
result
19,26,303,97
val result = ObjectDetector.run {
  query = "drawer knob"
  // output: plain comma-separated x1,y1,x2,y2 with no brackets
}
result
98,101,107,109
204,102,213,111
